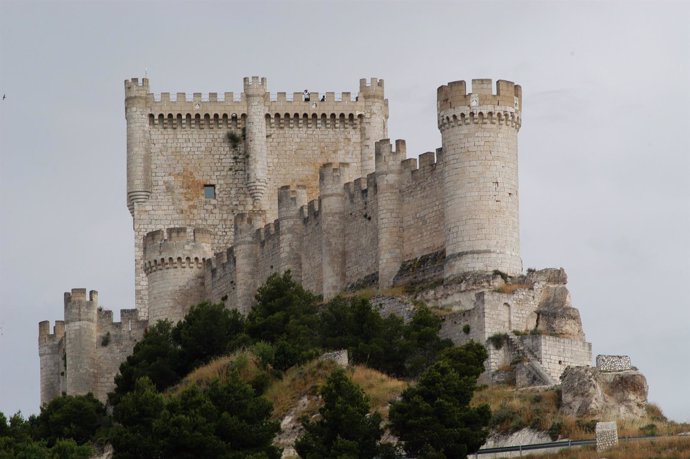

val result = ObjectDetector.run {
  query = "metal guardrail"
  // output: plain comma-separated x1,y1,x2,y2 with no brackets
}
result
473,435,666,457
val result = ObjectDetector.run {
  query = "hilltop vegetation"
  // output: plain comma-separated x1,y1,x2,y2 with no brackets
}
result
1,273,491,458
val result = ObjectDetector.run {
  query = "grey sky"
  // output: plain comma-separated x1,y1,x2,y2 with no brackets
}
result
1,1,688,421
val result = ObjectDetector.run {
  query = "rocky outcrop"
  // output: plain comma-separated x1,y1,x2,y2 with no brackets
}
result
535,284,585,340
560,366,648,419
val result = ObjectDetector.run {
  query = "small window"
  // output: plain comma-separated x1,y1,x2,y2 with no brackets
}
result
204,185,216,199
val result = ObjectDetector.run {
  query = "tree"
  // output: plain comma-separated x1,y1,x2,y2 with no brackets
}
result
36,394,108,447
389,342,491,458
295,369,391,459
399,305,453,378
110,375,280,459
110,320,182,406
173,302,249,372
247,272,322,371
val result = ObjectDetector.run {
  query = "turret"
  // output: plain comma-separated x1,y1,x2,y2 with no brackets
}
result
243,76,269,210
38,320,65,405
438,79,523,277
375,139,404,288
278,185,308,280
320,163,349,298
358,78,388,177
233,212,263,314
63,289,98,396
125,78,152,215
144,228,214,323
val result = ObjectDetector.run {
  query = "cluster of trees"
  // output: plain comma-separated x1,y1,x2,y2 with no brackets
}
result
1,273,491,458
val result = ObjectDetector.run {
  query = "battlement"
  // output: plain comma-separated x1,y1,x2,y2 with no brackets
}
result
375,139,406,173
63,288,98,323
359,77,385,100
124,77,150,98
437,79,522,112
319,163,350,195
243,76,268,97
143,227,213,274
234,212,264,241
278,185,308,219
38,320,65,344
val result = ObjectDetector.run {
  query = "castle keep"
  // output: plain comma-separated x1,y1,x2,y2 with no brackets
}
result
39,77,594,405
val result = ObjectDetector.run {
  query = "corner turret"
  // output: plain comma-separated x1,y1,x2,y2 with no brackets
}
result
125,78,152,215
358,78,388,177
244,76,269,210
278,185,308,279
63,289,98,396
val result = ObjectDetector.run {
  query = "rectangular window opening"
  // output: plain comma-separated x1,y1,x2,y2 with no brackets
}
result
204,184,216,199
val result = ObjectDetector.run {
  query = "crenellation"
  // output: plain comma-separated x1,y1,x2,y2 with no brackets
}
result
41,75,611,406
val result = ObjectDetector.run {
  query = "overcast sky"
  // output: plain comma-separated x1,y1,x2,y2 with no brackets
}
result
1,0,688,422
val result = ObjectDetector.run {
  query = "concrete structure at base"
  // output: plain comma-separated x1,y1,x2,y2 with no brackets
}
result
39,77,598,405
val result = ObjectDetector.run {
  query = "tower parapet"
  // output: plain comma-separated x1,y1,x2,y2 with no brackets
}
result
144,228,214,324
438,79,523,278
375,139,405,287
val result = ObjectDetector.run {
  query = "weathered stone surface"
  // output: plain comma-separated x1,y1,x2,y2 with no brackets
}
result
535,285,585,340
481,428,551,450
560,366,648,419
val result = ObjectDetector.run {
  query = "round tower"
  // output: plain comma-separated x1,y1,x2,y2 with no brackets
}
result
63,289,98,396
38,320,65,405
233,212,262,314
243,76,269,210
144,227,214,324
358,78,388,177
375,139,404,288
278,185,307,280
438,79,523,277
320,163,349,299
124,78,152,215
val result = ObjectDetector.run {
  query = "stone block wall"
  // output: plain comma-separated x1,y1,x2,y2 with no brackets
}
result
522,335,592,381
596,421,618,451
127,77,388,314
596,354,631,372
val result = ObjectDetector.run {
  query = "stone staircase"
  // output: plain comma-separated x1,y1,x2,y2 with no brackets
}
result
507,332,558,386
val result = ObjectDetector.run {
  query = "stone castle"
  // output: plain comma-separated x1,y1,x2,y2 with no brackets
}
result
40,75,623,407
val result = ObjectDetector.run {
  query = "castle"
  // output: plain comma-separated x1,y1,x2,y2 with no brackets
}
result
39,76,594,405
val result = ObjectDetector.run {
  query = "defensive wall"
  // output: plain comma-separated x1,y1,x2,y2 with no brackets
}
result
126,77,388,316
39,77,597,404
38,289,147,404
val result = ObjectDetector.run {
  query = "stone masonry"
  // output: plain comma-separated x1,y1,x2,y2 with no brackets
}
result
39,78,604,405
596,354,632,372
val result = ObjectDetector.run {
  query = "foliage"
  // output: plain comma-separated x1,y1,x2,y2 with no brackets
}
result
172,302,249,371
295,369,394,459
36,394,108,447
0,411,94,459
389,342,490,458
486,333,508,350
110,375,280,459
110,320,182,405
247,272,322,371
319,297,452,378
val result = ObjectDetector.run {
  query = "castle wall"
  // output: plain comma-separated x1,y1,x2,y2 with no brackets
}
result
127,78,388,315
400,151,446,260
94,308,147,401
522,335,592,381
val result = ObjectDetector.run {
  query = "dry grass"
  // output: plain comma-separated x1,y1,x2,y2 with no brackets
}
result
472,385,690,441
494,283,532,294
342,285,409,301
523,436,690,458
349,365,408,418
263,359,407,421
168,349,268,396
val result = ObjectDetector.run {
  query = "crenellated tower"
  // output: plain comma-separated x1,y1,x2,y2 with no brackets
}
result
359,78,388,177
375,139,404,288
63,289,98,396
125,78,152,215
143,228,214,324
38,320,65,405
244,76,269,210
277,185,308,279
232,212,264,314
438,79,523,277
319,163,349,299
